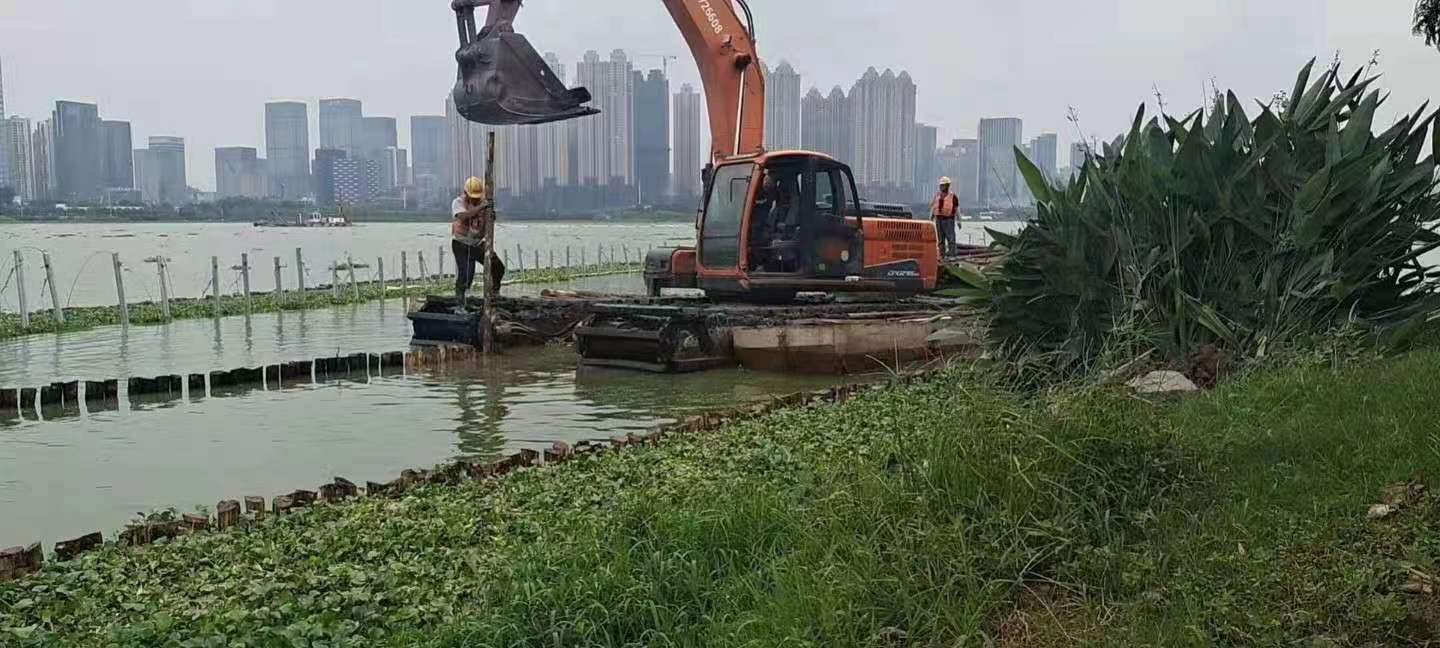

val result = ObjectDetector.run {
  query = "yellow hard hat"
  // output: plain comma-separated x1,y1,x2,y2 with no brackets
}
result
939,176,952,186
464,177,486,200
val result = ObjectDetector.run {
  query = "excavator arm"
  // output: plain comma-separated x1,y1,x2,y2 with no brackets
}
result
451,0,766,162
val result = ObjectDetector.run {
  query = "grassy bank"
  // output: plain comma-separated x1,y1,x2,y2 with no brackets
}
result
0,263,640,341
3,345,1440,645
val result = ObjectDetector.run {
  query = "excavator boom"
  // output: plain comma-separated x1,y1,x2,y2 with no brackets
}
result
451,0,765,161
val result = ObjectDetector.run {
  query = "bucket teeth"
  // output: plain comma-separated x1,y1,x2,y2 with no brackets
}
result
453,30,600,126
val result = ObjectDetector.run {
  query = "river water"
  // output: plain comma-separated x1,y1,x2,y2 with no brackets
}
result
0,221,1007,309
0,273,864,548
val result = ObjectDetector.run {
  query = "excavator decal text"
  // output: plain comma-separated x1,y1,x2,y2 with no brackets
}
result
696,0,725,34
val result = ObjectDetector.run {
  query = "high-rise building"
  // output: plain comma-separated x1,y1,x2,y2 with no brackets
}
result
133,149,155,204
672,83,705,198
31,121,56,200
802,86,850,163
376,146,410,193
937,138,979,208
146,136,188,205
100,120,133,190
632,68,670,204
538,53,575,191
312,148,346,206
334,157,380,205
1029,133,1058,183
763,60,801,151
0,55,8,190
265,102,310,199
977,118,1023,208
410,115,447,181
445,94,493,192
215,147,266,198
52,101,103,202
913,123,938,200
361,117,399,191
848,68,917,201
4,117,33,200
575,49,633,188
319,99,363,154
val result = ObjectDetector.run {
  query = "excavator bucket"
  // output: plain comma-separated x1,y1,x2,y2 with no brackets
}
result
452,28,600,126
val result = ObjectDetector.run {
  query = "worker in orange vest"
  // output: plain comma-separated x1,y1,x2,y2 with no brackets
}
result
931,176,960,256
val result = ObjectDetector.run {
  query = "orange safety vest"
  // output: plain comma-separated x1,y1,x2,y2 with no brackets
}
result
931,192,958,219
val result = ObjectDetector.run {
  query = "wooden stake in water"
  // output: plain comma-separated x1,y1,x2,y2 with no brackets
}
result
331,263,341,298
438,246,446,278
566,246,571,268
295,248,306,293
377,257,385,301
273,257,283,304
401,251,410,291
534,249,540,270
418,251,428,282
482,131,497,354
153,257,171,320
239,253,252,313
109,253,132,327
210,255,221,318
347,257,359,303
42,252,64,324
516,243,524,272
12,251,30,328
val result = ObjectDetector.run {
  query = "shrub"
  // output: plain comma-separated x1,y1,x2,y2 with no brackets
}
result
987,61,1440,370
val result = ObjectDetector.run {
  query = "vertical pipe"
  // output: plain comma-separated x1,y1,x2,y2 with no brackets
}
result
240,253,252,313
113,253,129,327
12,251,29,328
482,131,497,354
42,252,64,324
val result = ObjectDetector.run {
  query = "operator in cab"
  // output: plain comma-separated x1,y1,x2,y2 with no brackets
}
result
931,176,960,257
452,176,506,311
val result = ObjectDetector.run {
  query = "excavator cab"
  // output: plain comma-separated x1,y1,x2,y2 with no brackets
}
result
451,0,599,125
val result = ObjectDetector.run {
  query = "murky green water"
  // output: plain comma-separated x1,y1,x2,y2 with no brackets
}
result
0,277,860,548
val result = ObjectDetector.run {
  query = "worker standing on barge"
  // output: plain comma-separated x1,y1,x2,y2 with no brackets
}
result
452,176,506,311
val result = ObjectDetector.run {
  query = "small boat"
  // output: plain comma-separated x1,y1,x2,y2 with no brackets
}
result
254,208,354,228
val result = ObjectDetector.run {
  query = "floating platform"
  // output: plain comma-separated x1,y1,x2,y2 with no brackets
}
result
407,293,982,376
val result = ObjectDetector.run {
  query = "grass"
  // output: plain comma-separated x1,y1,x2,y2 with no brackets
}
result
4,344,1440,645
0,263,641,340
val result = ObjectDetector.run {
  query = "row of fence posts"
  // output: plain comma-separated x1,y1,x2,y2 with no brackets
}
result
4,243,655,327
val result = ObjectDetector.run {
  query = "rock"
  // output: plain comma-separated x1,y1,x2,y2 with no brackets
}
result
1127,370,1199,394
1367,503,1397,520
1382,481,1425,507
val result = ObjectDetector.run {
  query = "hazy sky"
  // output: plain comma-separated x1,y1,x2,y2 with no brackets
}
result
1,0,1436,191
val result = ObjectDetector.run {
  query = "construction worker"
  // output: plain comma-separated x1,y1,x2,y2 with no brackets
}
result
452,176,505,311
931,176,960,256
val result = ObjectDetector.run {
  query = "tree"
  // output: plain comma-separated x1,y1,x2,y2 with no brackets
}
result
1418,0,1440,50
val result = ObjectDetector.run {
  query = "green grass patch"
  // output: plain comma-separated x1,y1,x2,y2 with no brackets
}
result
3,350,1440,645
0,263,640,341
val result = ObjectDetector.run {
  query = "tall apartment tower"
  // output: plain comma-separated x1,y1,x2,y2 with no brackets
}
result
977,118,1023,207
265,102,311,199
762,61,801,151
672,83,705,198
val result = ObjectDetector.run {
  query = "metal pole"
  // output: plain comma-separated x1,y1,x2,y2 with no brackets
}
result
273,256,283,304
210,255,221,318
42,252,63,324
482,131,497,353
295,247,305,292
157,258,171,320
240,253,252,312
113,253,129,327
12,251,29,328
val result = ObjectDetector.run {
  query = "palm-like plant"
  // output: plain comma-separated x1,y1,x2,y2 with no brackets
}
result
1418,0,1440,49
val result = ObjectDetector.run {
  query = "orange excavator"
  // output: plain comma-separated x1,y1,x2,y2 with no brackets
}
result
450,0,940,301
448,0,944,371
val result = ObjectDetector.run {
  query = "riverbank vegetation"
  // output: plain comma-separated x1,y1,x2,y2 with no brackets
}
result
0,263,639,341
2,344,1439,645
